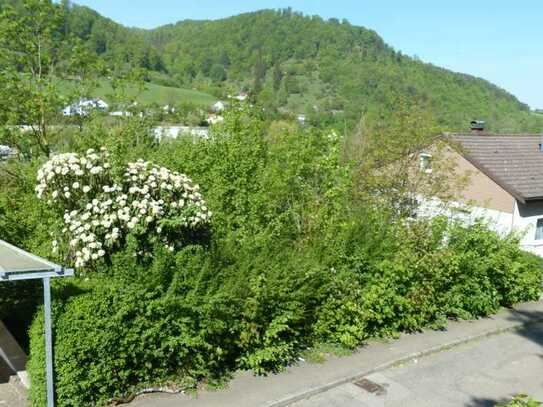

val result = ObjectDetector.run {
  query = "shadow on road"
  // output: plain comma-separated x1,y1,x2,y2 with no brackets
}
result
506,308,543,347
466,396,510,407
462,307,543,407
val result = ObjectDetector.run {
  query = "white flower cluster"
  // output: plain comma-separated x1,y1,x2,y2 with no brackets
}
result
123,160,211,229
35,148,110,202
35,148,211,268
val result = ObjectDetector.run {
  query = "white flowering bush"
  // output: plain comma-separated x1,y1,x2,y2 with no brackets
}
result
35,148,211,268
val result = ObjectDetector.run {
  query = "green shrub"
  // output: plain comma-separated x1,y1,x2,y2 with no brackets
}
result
28,241,331,406
29,247,238,406
20,108,543,405
313,218,543,348
498,394,542,407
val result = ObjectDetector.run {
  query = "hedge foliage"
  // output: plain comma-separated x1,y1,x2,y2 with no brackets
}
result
8,108,543,406
27,217,542,406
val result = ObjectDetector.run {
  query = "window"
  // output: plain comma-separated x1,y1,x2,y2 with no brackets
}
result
419,153,432,173
535,218,543,240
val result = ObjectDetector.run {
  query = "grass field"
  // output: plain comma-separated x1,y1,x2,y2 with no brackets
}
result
61,79,217,107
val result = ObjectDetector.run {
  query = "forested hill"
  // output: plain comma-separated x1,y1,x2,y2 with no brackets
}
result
0,0,165,74
145,9,540,132
1,1,541,132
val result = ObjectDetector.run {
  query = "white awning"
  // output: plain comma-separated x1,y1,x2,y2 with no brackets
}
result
0,240,71,281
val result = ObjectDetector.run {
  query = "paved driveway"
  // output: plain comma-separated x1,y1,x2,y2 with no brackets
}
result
291,322,543,407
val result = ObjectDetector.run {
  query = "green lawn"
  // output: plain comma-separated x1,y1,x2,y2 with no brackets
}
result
61,79,217,107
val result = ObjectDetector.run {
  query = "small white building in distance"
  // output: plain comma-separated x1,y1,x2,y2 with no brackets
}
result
109,111,133,117
153,126,210,142
212,101,226,112
163,105,176,114
0,145,17,160
206,114,224,125
63,98,108,116
228,92,248,102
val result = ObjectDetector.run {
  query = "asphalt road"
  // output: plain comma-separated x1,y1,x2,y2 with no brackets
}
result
290,322,543,407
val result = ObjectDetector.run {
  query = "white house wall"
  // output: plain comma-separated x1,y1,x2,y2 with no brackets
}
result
419,197,543,257
418,197,514,236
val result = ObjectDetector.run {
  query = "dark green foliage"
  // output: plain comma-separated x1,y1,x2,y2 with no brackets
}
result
210,64,227,82
21,109,543,406
144,9,543,132
3,1,541,131
272,60,283,92
26,217,543,406
313,218,543,348
27,242,330,406
252,50,267,96
62,2,164,73
29,254,236,406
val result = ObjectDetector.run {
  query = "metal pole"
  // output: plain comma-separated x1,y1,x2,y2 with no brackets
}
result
43,277,54,407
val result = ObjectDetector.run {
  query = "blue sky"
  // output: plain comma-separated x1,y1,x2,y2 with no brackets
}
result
75,1,543,109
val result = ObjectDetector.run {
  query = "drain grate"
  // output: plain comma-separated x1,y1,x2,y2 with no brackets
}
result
353,378,387,396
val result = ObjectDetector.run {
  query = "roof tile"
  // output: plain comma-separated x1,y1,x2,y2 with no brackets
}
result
450,134,543,201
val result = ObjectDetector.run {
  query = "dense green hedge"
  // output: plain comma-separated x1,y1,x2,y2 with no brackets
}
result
9,108,542,406
27,217,543,406
313,219,543,347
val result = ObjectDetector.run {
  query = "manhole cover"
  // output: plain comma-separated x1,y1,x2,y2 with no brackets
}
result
353,378,387,396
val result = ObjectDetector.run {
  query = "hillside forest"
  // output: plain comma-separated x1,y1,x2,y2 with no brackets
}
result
0,0,541,132
1,2,543,407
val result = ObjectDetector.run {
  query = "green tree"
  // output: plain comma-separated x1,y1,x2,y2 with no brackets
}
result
210,63,227,82
0,0,96,158
253,50,266,96
350,97,467,216
284,72,300,94
272,60,283,92
218,50,230,68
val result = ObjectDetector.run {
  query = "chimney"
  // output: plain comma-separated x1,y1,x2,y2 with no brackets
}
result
470,120,485,133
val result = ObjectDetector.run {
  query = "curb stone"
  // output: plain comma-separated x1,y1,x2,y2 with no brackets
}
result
265,311,543,407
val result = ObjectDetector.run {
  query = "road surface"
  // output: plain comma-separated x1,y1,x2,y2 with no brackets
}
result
291,322,543,407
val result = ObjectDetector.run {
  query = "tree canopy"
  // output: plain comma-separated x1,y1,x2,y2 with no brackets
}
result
1,2,540,132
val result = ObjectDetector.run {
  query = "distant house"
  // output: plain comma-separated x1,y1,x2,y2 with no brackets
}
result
62,98,108,116
228,92,248,102
153,126,210,142
420,124,543,256
297,114,306,125
0,145,17,160
109,111,133,117
211,101,226,112
162,104,176,114
206,114,224,125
